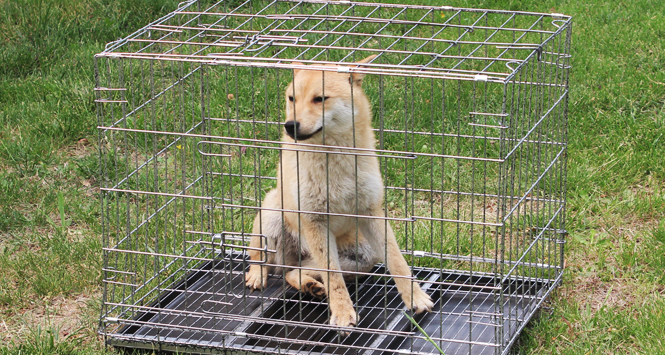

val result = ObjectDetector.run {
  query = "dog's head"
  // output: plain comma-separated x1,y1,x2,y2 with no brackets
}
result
283,55,376,142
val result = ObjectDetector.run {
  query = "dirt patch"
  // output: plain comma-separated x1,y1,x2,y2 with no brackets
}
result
0,293,98,345
564,275,636,311
67,138,95,159
564,215,663,313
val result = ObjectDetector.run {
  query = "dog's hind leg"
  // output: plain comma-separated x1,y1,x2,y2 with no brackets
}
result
337,233,379,281
285,259,326,299
284,233,377,298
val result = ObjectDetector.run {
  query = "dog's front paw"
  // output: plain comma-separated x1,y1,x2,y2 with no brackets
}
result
402,285,434,314
329,300,357,336
245,265,267,290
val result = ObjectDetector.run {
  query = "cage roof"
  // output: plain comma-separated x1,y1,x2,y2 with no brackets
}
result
97,0,571,83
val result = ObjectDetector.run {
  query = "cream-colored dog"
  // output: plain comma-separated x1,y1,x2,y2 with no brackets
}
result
245,55,433,330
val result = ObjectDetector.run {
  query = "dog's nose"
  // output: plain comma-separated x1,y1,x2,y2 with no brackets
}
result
284,121,299,138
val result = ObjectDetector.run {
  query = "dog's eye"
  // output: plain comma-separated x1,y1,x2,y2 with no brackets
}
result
288,96,294,102
313,96,328,103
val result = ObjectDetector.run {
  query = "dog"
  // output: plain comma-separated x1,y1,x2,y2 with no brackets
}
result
244,55,433,331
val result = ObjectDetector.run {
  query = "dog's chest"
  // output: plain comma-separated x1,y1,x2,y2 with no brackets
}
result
294,153,381,215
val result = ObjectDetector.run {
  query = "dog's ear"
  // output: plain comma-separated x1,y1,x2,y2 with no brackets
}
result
356,55,377,64
350,55,377,84
291,62,305,76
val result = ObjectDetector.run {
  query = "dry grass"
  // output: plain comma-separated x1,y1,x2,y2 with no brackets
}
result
0,293,97,344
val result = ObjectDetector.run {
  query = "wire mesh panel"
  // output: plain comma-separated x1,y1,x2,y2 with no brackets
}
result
95,1,571,354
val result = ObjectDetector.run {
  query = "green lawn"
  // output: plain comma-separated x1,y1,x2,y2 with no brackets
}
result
0,0,663,354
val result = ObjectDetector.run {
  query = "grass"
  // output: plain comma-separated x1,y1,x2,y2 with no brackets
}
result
0,0,663,354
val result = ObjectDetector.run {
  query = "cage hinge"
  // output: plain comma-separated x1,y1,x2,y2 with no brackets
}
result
212,233,224,244
337,67,351,73
551,13,566,19
208,60,230,66
474,74,489,82
337,0,352,4
105,317,120,324
104,38,123,51
177,0,195,9
440,6,454,10
235,331,248,337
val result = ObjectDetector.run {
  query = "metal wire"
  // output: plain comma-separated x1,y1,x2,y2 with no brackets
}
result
95,1,571,354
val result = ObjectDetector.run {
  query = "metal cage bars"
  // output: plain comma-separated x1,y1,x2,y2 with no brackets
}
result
96,1,571,354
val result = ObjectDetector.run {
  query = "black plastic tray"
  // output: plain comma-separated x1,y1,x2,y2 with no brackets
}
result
107,255,549,355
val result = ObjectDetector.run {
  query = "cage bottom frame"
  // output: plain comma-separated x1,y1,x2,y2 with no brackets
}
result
103,251,558,355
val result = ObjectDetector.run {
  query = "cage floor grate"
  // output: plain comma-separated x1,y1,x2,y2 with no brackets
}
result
108,255,550,355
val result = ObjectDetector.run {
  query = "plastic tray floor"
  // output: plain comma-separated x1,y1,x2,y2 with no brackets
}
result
107,258,548,355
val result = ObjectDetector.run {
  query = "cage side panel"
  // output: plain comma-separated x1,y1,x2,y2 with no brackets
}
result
497,22,570,343
98,56,220,338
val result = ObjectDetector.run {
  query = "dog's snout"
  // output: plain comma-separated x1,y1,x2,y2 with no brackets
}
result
284,121,299,138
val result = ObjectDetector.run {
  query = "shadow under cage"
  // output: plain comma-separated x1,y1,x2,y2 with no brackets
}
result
95,1,571,354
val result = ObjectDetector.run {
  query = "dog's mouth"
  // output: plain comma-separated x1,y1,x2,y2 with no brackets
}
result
285,126,323,141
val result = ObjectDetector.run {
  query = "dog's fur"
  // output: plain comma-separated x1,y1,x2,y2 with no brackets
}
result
245,56,433,330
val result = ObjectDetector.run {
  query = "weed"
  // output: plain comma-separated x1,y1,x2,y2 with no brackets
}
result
404,311,447,355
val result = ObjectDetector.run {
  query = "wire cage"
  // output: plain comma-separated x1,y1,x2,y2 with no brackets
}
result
95,1,572,354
